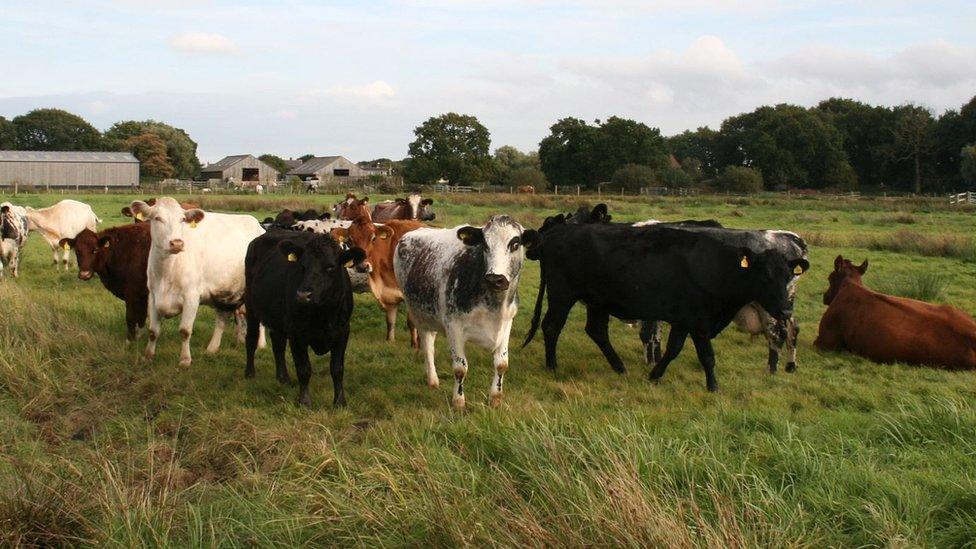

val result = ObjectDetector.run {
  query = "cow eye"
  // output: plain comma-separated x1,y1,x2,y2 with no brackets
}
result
508,237,521,252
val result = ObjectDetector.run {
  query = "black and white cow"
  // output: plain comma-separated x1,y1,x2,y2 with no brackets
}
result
244,230,365,407
394,215,539,409
523,218,807,391
0,202,29,278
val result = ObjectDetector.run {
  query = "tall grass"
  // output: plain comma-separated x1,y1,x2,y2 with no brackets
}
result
875,272,948,301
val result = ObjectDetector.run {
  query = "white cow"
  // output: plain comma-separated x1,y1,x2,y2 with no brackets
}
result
23,199,100,270
394,215,539,409
0,202,29,277
291,219,352,234
131,197,265,368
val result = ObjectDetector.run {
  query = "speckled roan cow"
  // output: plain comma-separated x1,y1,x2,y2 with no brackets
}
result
394,216,539,409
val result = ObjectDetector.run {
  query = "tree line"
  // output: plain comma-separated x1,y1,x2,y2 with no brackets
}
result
403,95,976,193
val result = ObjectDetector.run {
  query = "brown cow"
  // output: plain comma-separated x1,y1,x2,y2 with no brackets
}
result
333,193,363,220
331,200,424,347
60,224,152,341
517,185,536,194
372,192,435,222
121,198,199,222
814,255,976,370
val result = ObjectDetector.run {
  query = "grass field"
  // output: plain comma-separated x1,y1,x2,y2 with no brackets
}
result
2,191,976,547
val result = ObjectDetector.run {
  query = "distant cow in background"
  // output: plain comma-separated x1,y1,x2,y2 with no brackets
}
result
517,186,536,194
371,192,436,222
0,202,29,278
395,216,539,408
261,208,330,230
22,200,101,271
122,198,200,222
815,255,976,370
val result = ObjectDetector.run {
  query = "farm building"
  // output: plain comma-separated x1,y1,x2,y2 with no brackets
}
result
0,150,139,188
200,154,279,184
286,156,368,180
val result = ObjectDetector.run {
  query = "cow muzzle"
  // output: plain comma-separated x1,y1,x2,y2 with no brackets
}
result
770,307,793,321
79,270,93,281
355,262,372,274
168,239,185,254
296,290,313,303
484,273,510,291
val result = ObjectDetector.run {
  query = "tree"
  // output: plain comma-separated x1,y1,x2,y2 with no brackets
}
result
104,120,200,178
491,145,539,186
816,98,900,188
667,128,719,177
0,116,15,149
403,113,493,184
611,164,657,191
258,154,288,174
660,166,694,188
680,157,703,183
715,166,764,194
931,95,976,190
716,104,855,190
509,167,549,192
961,145,976,187
12,108,103,151
891,104,935,194
126,132,174,179
298,153,316,163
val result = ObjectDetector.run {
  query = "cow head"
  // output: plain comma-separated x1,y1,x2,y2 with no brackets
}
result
823,255,867,305
407,193,435,221
333,193,363,220
59,229,111,280
566,203,611,225
330,215,391,274
121,198,158,222
457,215,540,292
130,197,205,255
278,236,366,305
739,248,810,320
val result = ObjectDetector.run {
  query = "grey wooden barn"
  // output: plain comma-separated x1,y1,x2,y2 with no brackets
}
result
0,150,140,188
200,154,279,184
286,156,368,180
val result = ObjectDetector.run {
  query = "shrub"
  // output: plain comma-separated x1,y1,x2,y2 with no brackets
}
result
611,164,657,191
509,167,550,192
658,166,693,188
715,166,764,194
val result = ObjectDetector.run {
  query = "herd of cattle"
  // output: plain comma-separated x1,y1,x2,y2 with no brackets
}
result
1,193,974,408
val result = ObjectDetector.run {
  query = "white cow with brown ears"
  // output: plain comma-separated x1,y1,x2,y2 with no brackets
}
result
131,197,265,368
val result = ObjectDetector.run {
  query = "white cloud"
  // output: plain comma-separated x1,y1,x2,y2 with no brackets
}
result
306,81,397,102
169,32,239,55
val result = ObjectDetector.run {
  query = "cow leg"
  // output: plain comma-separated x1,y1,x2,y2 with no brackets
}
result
234,307,247,345
270,329,290,383
447,328,468,409
205,310,230,354
541,299,575,371
244,309,261,379
124,299,142,343
406,312,419,350
489,319,513,408
50,246,58,268
785,319,799,373
421,330,439,388
384,303,398,342
144,293,160,360
690,332,719,392
584,306,625,374
290,341,313,408
649,327,687,381
177,296,200,368
329,326,350,408
639,321,662,365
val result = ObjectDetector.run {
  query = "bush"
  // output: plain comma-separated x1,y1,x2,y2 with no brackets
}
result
611,164,657,191
509,167,550,192
658,166,693,188
715,166,764,194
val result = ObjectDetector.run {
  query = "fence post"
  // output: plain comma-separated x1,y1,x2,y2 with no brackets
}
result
576,185,580,196
555,185,558,195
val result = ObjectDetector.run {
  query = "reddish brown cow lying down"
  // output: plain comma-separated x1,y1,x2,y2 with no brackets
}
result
814,255,976,370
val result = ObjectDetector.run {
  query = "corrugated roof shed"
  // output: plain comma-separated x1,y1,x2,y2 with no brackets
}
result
201,154,250,171
287,156,342,175
0,150,138,163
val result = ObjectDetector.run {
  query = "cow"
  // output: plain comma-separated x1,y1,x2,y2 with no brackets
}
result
517,185,536,194
814,255,976,370
330,199,425,345
0,202,29,278
21,200,100,271
244,230,365,407
121,198,200,222
522,218,808,391
130,197,265,367
291,218,368,294
371,192,436,222
333,193,362,220
261,208,330,230
394,216,539,409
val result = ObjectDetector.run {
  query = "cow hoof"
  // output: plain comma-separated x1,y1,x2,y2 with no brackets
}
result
706,383,719,392
785,362,797,373
768,365,777,374
298,396,312,408
427,378,440,389
332,396,346,408
277,375,292,384
452,395,466,410
244,370,255,379
489,393,503,408
178,359,191,369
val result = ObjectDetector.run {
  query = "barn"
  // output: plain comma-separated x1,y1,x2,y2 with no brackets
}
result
0,150,140,188
200,154,279,184
286,155,368,180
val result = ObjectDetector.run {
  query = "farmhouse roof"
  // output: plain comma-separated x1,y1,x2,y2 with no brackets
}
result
287,156,343,175
201,154,252,171
0,150,139,163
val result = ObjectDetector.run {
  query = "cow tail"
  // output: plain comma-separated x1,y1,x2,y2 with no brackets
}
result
522,262,546,348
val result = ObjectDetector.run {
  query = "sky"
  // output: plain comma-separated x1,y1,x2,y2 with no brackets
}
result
1,0,974,164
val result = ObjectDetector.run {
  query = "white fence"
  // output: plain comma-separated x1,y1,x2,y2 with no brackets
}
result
949,192,976,205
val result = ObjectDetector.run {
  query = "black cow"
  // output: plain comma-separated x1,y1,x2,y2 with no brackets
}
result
523,219,807,391
244,230,365,407
260,208,331,230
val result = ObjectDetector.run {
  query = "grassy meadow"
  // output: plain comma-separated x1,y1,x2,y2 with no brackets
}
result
2,191,976,547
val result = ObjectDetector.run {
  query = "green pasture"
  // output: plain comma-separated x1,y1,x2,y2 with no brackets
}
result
1,192,975,546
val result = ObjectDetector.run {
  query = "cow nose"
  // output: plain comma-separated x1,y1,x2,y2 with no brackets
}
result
79,270,93,280
773,308,793,321
296,290,312,303
484,273,509,291
169,239,184,253
355,262,372,274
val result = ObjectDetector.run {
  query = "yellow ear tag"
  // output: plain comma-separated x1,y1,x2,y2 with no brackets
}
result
344,259,353,268
336,235,345,243
793,264,804,275
135,212,144,221
740,256,749,269
62,242,70,251
378,231,389,240
287,252,298,262
189,221,197,228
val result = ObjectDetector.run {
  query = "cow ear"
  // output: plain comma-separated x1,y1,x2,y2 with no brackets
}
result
857,259,868,275
834,255,845,271
346,192,357,199
790,258,809,275
58,238,75,250
184,209,205,227
375,225,394,240
361,196,369,204
605,215,613,223
121,206,134,218
319,212,331,220
421,198,434,205
592,203,608,220
521,229,541,249
130,200,153,221
339,247,366,268
146,198,157,206
457,226,484,246
330,228,349,244
0,205,8,214
278,240,304,262
98,236,112,249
